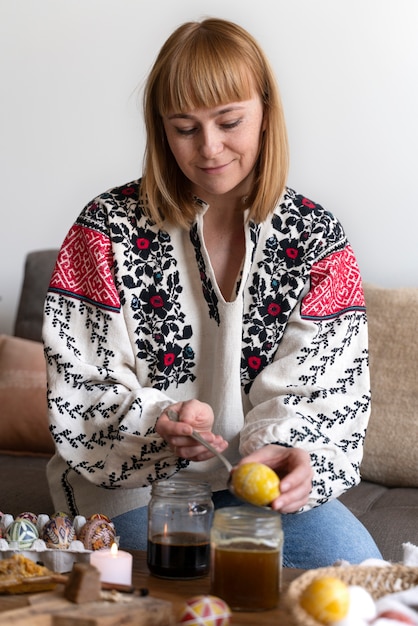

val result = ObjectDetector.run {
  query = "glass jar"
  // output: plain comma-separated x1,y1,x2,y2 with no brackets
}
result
147,478,214,579
210,506,283,611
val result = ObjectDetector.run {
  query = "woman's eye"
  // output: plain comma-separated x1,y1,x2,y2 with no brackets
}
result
222,119,242,130
175,127,197,136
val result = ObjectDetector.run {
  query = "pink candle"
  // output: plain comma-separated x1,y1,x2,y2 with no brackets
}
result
90,543,133,585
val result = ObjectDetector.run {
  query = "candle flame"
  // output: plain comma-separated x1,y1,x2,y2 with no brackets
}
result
110,542,118,556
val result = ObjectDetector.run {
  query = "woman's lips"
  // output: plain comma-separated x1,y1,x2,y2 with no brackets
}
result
199,161,231,174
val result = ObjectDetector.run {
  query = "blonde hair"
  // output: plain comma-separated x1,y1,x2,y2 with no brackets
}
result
141,18,289,228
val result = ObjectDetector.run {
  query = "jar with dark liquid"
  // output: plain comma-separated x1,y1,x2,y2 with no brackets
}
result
210,506,283,611
147,479,214,579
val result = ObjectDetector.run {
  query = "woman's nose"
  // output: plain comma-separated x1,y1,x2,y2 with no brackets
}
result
199,127,223,159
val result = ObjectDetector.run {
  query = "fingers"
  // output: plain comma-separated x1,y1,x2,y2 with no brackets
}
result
272,449,312,512
156,402,227,462
172,433,228,462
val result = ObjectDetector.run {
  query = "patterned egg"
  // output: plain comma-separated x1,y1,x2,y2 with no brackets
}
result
16,511,38,524
5,519,39,549
52,511,73,520
88,513,113,525
79,518,116,551
42,515,75,549
178,595,231,626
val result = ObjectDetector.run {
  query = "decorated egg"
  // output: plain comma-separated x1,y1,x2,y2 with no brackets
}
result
5,519,39,548
42,515,75,549
16,511,38,524
52,511,73,520
79,518,116,551
88,513,113,524
178,595,231,626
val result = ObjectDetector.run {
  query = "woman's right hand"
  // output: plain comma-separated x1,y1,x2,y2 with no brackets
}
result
156,399,229,462
238,444,313,513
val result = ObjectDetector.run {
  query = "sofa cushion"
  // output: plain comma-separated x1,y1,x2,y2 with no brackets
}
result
361,284,418,487
0,334,54,454
339,481,418,562
0,453,54,516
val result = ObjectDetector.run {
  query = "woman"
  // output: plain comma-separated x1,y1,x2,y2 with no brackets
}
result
43,18,382,567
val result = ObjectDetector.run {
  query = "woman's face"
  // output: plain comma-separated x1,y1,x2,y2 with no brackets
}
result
162,95,265,206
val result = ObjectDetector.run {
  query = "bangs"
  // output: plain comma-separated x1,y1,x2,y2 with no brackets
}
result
157,39,260,114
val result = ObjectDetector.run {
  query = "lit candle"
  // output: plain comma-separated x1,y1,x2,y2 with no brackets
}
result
90,543,133,585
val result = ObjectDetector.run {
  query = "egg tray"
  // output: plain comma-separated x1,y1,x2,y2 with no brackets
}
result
0,540,92,573
0,513,114,573
285,564,418,626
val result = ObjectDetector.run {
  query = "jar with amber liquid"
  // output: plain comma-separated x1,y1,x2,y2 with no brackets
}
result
147,479,214,579
210,506,283,611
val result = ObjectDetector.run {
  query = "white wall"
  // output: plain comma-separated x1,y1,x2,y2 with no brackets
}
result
1,0,417,335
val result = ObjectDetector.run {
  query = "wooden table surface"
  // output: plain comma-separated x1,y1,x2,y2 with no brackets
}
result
130,550,302,625
0,551,303,625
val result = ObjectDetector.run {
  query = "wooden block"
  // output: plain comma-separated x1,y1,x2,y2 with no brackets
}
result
64,564,101,604
0,594,174,626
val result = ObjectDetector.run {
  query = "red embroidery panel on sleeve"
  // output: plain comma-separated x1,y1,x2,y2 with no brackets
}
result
49,225,120,312
301,245,365,319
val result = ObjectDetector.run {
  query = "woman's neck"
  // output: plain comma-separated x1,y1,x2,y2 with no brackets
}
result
202,206,246,301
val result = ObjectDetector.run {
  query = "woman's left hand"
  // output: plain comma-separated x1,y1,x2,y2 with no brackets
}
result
238,444,313,513
156,399,229,462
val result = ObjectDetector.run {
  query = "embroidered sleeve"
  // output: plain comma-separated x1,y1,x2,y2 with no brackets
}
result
43,205,187,490
239,244,370,509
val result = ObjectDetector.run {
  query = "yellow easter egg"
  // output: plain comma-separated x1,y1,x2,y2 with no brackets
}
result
231,462,280,507
299,576,350,624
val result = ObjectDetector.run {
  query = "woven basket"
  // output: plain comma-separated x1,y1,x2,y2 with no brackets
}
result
285,564,418,626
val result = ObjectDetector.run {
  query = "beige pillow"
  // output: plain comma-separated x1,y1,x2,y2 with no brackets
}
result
361,284,418,487
0,334,54,455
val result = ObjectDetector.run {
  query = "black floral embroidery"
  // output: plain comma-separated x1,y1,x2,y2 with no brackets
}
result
241,188,346,393
189,223,220,325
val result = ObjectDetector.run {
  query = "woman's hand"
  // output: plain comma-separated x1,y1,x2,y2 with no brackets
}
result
156,399,229,462
238,444,313,513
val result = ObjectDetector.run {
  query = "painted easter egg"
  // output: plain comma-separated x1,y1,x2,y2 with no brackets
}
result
178,595,231,626
5,519,39,548
42,515,75,549
88,513,113,524
78,518,116,551
51,511,73,520
16,511,38,525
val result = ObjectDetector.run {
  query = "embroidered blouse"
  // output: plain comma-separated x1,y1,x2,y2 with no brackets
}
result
43,181,370,518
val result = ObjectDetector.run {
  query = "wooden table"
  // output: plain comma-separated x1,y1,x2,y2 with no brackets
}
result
130,550,302,625
0,551,303,625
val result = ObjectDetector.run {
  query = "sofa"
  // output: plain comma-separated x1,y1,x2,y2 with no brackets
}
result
1,249,418,563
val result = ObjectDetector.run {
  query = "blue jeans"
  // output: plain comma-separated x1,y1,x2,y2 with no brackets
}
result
113,490,382,569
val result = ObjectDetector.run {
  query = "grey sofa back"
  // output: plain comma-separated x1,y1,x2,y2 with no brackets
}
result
14,249,59,342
